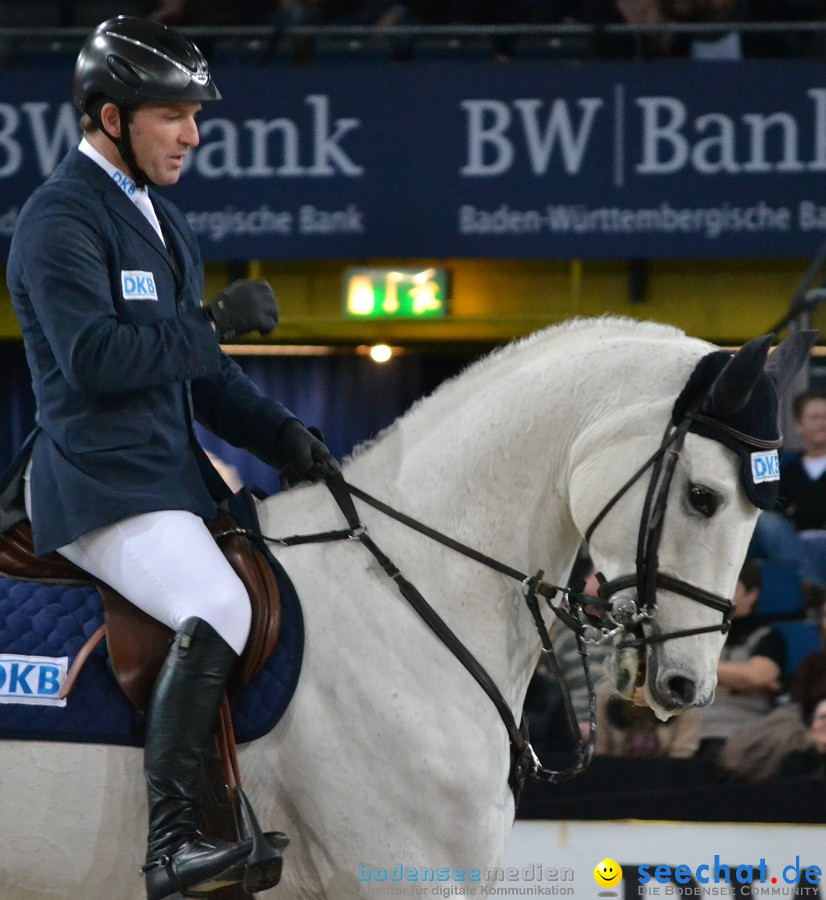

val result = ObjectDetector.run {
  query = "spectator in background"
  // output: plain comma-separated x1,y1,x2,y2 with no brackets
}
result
578,0,804,60
779,697,826,778
697,558,786,763
610,0,749,60
576,0,740,60
663,0,813,59
789,603,826,721
575,0,673,58
660,0,746,59
720,601,826,781
750,390,826,608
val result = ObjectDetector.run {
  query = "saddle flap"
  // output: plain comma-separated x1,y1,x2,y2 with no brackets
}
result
0,514,282,713
102,587,174,711
214,514,282,688
0,522,91,584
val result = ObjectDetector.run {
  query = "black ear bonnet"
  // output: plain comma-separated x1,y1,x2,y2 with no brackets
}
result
672,350,781,510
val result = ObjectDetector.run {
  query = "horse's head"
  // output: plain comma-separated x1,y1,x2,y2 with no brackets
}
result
569,329,817,720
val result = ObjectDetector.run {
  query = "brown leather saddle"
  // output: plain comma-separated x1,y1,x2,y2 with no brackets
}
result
0,510,282,711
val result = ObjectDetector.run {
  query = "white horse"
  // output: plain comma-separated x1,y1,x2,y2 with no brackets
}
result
0,317,811,900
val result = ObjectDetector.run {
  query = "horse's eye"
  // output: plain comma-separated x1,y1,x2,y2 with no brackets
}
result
688,484,718,518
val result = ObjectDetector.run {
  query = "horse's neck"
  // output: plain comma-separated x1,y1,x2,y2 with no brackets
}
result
339,340,605,707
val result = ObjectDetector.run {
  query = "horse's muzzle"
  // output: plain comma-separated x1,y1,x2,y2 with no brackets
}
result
650,665,715,714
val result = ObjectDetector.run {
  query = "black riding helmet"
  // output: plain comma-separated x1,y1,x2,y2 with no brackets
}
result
73,16,220,185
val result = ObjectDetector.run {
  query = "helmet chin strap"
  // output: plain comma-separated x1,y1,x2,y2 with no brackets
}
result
97,102,155,189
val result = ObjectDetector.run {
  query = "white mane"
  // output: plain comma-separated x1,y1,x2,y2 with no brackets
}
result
349,316,691,462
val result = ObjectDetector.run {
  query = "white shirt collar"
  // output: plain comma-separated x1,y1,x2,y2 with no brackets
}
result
78,137,165,243
803,454,826,482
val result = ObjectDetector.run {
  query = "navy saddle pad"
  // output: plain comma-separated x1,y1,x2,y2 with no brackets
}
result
0,531,304,748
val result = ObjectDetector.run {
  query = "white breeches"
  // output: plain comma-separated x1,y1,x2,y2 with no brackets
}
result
24,465,251,654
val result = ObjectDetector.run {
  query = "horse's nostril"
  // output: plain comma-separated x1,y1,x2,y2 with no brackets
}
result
666,675,696,705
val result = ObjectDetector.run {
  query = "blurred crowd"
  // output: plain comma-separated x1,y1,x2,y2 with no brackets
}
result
38,0,826,30
6,1,824,60
145,1,826,62
141,0,825,29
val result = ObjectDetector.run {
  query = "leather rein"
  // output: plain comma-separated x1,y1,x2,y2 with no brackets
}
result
241,418,743,798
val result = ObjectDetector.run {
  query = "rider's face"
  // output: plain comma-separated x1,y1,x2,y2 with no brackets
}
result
125,101,201,186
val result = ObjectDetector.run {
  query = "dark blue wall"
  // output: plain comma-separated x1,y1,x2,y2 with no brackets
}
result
0,342,481,495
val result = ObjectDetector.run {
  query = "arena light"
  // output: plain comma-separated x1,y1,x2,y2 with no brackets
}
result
343,267,449,319
369,344,393,363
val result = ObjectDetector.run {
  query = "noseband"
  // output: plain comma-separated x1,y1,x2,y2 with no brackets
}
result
581,417,736,650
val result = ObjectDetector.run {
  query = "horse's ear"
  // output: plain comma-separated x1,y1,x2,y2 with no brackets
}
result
764,330,819,398
707,333,774,417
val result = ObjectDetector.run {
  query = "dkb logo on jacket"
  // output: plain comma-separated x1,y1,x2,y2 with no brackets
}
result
121,270,158,300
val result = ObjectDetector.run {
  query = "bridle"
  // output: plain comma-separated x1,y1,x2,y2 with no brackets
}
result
580,415,739,651
237,410,768,797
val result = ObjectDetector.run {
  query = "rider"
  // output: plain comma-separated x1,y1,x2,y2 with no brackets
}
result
3,15,337,899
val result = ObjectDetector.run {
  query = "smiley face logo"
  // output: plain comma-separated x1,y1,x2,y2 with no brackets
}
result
593,858,623,889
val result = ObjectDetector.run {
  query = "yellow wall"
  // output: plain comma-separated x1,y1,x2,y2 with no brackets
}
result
0,256,808,347
246,256,810,346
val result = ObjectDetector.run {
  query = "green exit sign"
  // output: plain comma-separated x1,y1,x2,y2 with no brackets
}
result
343,267,449,319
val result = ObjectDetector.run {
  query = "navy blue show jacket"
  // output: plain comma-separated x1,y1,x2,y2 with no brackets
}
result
4,148,295,555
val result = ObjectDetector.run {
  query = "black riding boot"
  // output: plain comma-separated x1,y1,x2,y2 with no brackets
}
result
141,617,277,900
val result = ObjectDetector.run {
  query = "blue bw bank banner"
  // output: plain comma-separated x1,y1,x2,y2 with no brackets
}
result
2,60,826,260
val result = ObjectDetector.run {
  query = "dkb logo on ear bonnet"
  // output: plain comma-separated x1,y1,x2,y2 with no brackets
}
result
672,331,818,510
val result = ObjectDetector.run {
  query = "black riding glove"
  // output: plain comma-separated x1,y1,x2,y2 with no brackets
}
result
206,279,279,342
276,420,340,487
